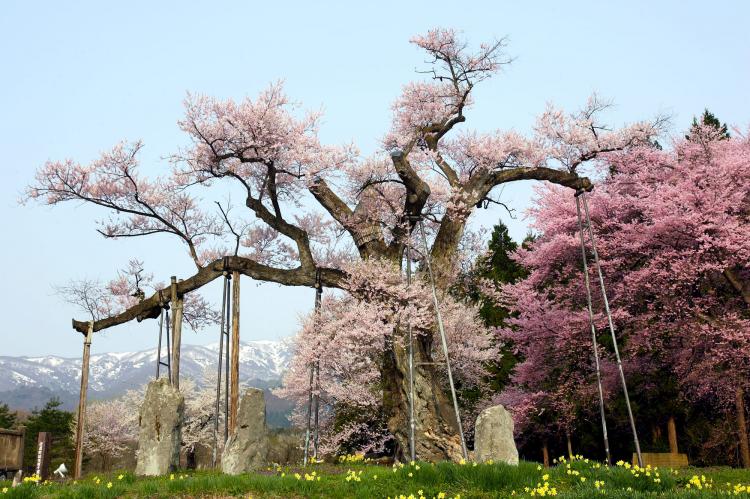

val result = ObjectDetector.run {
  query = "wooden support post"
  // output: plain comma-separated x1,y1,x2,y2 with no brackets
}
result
667,416,679,454
36,432,51,481
542,441,550,468
566,431,574,459
736,387,750,468
170,276,184,389
229,270,240,434
73,321,93,480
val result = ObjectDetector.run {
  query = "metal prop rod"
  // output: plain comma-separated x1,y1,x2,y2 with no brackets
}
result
575,195,611,464
579,190,643,467
304,272,323,466
212,273,230,468
312,276,323,460
156,309,172,380
303,363,315,466
417,220,469,461
156,309,164,379
157,308,171,379
312,360,320,460
406,231,416,463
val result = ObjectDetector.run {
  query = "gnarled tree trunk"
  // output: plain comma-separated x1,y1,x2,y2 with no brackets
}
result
382,328,463,461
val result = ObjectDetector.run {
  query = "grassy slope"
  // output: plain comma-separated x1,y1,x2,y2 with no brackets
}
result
1,458,750,498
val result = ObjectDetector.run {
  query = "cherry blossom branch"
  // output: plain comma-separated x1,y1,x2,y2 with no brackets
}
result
70,255,346,334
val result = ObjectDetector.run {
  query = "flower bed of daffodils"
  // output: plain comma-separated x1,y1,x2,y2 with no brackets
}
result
1,454,750,497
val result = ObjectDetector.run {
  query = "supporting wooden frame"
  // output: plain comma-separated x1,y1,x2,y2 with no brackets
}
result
73,321,93,480
229,271,241,434
170,276,184,389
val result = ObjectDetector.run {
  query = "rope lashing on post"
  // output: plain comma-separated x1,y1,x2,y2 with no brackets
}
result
574,188,643,467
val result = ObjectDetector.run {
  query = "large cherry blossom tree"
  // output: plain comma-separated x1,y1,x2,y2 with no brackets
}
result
493,125,750,465
28,28,659,460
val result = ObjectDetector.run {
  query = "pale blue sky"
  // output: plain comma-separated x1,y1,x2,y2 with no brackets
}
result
1,1,748,357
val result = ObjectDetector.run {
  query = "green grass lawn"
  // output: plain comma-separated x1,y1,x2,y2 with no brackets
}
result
2,456,750,498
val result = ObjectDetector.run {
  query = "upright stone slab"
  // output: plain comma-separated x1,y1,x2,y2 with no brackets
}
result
474,404,519,465
222,388,268,474
135,378,184,476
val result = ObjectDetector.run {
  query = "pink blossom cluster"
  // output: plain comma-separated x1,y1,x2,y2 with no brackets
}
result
493,128,750,440
278,257,496,454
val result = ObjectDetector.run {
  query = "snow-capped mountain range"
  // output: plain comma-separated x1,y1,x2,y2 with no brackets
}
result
0,340,294,410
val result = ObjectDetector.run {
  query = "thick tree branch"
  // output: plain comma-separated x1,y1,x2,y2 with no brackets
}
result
71,255,346,334
724,268,750,306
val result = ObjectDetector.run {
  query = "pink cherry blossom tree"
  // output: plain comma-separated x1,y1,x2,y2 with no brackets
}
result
74,390,140,471
493,125,750,465
79,372,226,470
28,28,659,460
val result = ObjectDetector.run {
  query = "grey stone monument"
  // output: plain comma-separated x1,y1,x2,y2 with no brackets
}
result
135,377,184,475
222,388,269,474
474,404,519,465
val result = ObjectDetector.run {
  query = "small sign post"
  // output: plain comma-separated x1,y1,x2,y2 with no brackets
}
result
36,432,51,481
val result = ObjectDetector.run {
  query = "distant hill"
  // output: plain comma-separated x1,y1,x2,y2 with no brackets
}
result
0,340,295,427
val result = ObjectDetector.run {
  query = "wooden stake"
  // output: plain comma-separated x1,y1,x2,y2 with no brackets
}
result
170,276,184,389
566,430,573,459
667,416,679,454
229,270,240,434
73,321,93,480
736,387,750,468
542,441,550,467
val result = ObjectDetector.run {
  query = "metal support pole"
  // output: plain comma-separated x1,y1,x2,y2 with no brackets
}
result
156,310,163,379
579,190,643,467
312,277,322,460
303,364,315,466
165,310,171,380
212,273,229,468
313,361,320,460
575,195,611,464
156,308,171,380
417,221,469,461
406,233,416,462
73,321,93,480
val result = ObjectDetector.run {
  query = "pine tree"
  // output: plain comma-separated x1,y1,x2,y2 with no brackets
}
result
686,109,730,141
454,222,528,396
22,398,74,472
0,402,18,429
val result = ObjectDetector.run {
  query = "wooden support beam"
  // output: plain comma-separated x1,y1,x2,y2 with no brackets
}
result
170,276,184,389
73,322,93,480
71,256,346,335
737,387,750,468
667,416,678,454
229,270,240,434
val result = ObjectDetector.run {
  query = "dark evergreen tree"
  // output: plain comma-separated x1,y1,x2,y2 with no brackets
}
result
0,402,18,429
22,398,74,472
686,109,730,141
453,221,528,401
